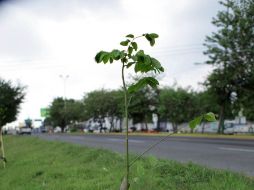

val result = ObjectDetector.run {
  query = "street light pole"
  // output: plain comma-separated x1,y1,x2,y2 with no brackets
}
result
59,74,69,131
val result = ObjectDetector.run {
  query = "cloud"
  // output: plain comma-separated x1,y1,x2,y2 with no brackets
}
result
0,0,222,122
3,0,122,20
0,13,45,58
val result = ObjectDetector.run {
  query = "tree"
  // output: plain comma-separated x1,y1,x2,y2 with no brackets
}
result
49,97,85,132
159,87,198,133
95,33,164,189
193,89,226,133
203,0,254,133
196,90,220,115
66,99,86,122
0,78,25,168
49,97,66,131
106,90,124,132
204,70,234,133
25,118,32,128
240,91,254,121
129,85,158,131
83,89,124,132
84,89,109,132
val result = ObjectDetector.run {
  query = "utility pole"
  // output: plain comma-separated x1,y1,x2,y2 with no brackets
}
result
59,74,69,131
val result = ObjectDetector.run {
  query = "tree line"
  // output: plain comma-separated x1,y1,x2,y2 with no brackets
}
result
46,0,254,134
45,84,238,133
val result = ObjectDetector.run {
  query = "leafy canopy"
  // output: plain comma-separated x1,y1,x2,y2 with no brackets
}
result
48,97,85,130
0,79,25,128
95,33,164,93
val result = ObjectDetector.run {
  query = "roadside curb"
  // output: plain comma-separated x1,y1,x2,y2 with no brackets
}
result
63,132,254,140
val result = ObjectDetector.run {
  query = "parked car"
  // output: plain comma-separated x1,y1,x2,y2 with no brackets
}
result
224,123,251,134
40,127,48,133
19,127,32,135
54,127,62,133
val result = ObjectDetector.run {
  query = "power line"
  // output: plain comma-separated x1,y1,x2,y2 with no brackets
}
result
0,44,252,72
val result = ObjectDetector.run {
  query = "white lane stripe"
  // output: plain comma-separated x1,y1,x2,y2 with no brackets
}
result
108,138,144,143
130,140,144,143
219,147,254,153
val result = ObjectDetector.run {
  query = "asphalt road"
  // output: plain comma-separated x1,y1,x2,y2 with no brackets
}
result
37,133,254,176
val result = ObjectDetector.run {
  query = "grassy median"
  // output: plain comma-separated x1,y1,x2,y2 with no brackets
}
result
0,136,253,190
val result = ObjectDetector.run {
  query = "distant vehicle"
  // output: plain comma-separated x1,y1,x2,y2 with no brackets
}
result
223,123,234,134
54,127,62,133
83,127,94,133
194,122,218,133
19,127,32,135
40,127,47,133
224,123,250,134
7,129,17,135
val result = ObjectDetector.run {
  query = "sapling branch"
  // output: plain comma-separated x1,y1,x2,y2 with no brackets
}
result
121,62,130,187
129,133,174,167
127,95,133,108
96,33,163,190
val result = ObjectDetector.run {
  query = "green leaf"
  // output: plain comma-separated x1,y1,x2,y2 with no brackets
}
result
111,49,121,60
95,52,101,63
120,40,129,46
128,46,133,55
204,112,216,122
128,79,146,93
120,51,126,59
128,77,159,93
126,62,135,68
133,51,164,74
151,57,164,73
149,33,159,38
95,51,107,63
150,38,155,46
145,34,151,41
102,53,110,64
121,57,128,63
146,77,159,88
126,34,134,38
145,34,156,46
189,116,203,129
131,42,138,51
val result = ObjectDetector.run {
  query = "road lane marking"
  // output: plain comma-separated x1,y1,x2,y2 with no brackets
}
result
129,139,144,143
108,138,144,143
219,147,254,153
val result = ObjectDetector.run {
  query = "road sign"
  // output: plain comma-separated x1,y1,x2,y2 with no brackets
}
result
40,108,50,117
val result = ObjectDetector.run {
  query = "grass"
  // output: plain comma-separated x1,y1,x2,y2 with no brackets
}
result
0,136,253,190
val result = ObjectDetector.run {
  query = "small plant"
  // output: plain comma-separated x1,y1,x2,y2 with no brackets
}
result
95,33,164,189
95,34,216,189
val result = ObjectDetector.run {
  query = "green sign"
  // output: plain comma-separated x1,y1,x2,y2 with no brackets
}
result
40,108,50,117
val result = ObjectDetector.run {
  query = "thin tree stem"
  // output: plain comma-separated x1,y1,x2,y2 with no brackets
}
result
0,128,6,168
129,132,174,167
121,62,129,189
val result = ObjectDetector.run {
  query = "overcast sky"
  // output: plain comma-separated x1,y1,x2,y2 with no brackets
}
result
0,0,222,124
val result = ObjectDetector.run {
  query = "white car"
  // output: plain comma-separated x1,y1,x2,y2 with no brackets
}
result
19,127,32,135
224,123,251,134
54,127,62,133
